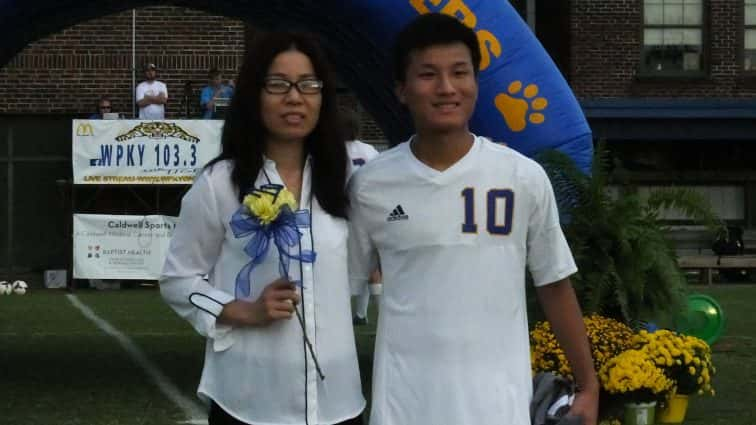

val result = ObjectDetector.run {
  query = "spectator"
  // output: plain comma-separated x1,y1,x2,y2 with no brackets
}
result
342,111,381,325
200,67,235,119
89,96,113,119
136,63,167,119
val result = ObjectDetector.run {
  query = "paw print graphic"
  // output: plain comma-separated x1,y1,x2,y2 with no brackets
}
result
494,81,548,132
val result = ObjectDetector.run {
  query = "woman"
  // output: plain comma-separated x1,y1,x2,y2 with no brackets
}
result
160,32,365,425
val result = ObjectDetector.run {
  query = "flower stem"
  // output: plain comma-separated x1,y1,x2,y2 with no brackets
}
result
294,307,325,380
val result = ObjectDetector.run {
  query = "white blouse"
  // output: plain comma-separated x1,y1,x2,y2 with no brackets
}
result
160,158,365,425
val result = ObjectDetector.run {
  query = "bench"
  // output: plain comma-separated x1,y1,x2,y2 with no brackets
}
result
677,255,756,285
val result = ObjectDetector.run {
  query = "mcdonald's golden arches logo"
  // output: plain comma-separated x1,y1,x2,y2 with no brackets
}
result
77,122,94,136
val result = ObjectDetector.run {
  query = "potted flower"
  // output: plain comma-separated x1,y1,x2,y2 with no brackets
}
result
633,330,715,423
598,349,673,425
530,314,635,378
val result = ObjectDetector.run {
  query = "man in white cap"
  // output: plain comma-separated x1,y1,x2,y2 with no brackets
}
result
136,62,168,119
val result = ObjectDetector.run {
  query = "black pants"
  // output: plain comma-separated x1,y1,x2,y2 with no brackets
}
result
208,402,364,425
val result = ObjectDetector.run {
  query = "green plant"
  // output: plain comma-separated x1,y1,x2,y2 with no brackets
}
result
534,145,723,326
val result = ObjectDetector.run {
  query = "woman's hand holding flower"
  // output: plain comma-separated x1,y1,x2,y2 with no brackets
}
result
220,278,300,326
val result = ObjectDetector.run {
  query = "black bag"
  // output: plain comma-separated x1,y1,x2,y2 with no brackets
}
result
712,226,744,256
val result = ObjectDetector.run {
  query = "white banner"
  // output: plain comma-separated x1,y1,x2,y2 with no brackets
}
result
73,214,178,280
72,120,222,184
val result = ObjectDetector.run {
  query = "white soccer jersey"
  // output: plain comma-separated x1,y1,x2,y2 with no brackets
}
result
348,135,577,425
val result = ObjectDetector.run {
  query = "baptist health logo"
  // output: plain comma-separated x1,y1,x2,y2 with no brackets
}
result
77,122,94,137
87,245,101,259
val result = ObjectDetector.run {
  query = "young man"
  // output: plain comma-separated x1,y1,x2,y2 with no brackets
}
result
348,13,598,425
136,63,167,119
200,67,235,119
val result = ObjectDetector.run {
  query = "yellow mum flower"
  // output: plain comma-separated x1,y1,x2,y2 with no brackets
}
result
633,329,715,396
243,188,298,225
599,349,672,397
273,188,298,211
243,193,279,224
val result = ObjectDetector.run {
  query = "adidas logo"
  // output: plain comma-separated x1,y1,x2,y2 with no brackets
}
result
386,204,409,222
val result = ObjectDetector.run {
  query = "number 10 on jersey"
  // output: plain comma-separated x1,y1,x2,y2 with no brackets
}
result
461,188,514,235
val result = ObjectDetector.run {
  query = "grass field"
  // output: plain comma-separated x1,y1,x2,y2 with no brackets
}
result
0,284,753,424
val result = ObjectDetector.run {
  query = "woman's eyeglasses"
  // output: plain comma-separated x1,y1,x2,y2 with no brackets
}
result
263,78,323,95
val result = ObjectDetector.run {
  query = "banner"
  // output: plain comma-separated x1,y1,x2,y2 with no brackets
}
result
73,214,178,280
72,120,222,184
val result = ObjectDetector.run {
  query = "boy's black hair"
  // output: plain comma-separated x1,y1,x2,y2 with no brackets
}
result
392,13,481,82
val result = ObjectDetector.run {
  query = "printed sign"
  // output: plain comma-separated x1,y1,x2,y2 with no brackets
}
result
73,214,178,280
72,120,222,184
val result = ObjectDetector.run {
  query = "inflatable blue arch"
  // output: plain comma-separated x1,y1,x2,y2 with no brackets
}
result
0,0,592,171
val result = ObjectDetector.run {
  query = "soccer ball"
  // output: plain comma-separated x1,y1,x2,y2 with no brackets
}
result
11,280,28,295
0,281,11,295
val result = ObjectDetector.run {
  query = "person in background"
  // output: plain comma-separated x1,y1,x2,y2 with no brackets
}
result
200,67,235,119
342,111,380,325
89,96,113,119
136,62,167,119
160,31,365,425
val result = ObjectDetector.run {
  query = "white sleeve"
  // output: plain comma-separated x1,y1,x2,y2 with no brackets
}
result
346,141,380,183
347,176,379,295
135,83,146,102
526,165,577,287
360,141,380,160
160,170,235,351
161,82,168,100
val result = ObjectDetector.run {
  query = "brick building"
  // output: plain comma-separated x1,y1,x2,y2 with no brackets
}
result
0,6,385,138
564,0,756,230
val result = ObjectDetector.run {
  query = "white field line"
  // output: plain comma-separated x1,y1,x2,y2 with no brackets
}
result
65,294,207,424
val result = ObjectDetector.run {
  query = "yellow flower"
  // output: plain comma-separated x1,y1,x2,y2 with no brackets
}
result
599,349,672,396
530,315,634,378
244,193,278,224
242,188,297,225
633,329,715,396
274,188,298,211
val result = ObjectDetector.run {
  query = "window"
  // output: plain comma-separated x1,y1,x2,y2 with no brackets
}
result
745,0,756,70
642,0,704,75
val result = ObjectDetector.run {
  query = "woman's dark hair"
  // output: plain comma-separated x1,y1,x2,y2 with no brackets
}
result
392,13,481,83
207,31,348,219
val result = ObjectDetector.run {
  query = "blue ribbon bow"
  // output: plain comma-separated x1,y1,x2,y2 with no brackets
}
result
230,188,316,299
